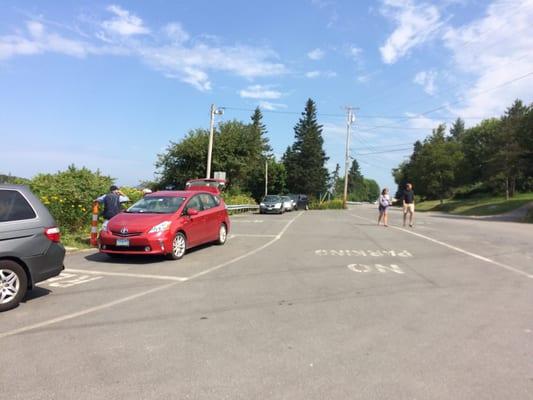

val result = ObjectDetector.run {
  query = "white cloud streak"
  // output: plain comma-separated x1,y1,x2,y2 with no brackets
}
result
0,6,287,92
443,0,533,119
102,4,150,36
239,85,283,99
259,101,287,111
305,70,337,79
413,70,437,95
379,0,442,64
307,48,325,60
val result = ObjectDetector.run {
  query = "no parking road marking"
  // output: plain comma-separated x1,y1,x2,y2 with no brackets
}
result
315,249,413,257
348,263,405,274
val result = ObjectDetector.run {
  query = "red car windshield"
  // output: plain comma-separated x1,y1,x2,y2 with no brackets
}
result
127,196,186,214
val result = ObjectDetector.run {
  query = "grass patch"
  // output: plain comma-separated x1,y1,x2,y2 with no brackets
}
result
61,230,92,249
416,192,533,216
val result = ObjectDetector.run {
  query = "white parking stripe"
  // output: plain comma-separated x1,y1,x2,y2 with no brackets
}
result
0,212,304,339
0,282,178,340
66,268,188,282
185,212,303,280
229,234,277,238
349,213,533,279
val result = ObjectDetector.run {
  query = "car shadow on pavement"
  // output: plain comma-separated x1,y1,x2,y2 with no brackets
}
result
84,243,214,265
84,252,168,265
22,286,52,304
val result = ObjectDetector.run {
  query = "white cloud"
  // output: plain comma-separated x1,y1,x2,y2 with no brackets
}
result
305,70,337,79
163,23,189,44
102,4,150,36
348,45,362,59
239,85,283,99
379,0,442,64
307,48,325,60
357,73,372,83
443,0,533,119
0,7,287,92
413,70,437,95
0,21,90,59
259,101,287,111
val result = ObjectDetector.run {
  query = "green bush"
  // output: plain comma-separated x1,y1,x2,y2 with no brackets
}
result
309,199,344,210
29,165,113,233
222,193,256,205
120,187,143,205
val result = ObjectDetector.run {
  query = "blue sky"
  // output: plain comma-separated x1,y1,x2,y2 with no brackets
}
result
1,0,532,191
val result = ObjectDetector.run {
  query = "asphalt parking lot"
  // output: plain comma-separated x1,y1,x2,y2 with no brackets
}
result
2,205,533,399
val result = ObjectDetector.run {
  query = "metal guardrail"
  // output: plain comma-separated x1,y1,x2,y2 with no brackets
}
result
226,204,259,213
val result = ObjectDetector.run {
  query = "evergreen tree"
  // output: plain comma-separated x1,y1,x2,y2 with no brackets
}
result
250,107,272,155
450,118,465,140
283,99,329,195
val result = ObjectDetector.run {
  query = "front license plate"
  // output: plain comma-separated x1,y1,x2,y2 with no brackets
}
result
116,239,129,247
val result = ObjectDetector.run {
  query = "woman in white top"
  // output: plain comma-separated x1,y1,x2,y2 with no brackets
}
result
377,187,391,227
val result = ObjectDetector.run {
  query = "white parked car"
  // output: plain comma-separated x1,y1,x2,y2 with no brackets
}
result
281,196,294,212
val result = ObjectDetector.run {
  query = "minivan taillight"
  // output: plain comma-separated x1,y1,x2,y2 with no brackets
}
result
44,227,61,242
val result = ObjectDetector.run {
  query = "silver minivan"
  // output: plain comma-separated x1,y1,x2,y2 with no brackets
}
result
0,185,65,311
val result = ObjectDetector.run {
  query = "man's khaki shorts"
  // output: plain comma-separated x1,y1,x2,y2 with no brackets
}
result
403,203,415,214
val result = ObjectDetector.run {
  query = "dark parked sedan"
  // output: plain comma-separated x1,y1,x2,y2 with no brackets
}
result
0,185,65,311
259,195,284,214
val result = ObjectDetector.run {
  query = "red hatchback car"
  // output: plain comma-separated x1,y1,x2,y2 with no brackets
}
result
99,190,230,259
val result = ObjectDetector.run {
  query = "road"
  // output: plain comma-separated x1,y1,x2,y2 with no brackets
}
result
2,205,532,399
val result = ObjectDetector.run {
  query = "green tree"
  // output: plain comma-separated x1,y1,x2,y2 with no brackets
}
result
283,98,329,196
449,117,465,140
365,179,380,202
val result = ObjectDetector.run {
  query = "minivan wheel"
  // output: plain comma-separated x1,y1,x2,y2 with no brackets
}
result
169,232,186,260
0,260,28,312
217,223,227,245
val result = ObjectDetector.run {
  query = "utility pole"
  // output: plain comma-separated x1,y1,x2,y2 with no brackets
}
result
343,107,356,209
206,104,224,179
265,159,268,197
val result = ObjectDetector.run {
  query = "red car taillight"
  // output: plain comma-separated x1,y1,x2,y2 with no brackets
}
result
44,227,61,242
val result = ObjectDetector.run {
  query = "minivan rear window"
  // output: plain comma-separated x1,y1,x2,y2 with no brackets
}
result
0,190,37,222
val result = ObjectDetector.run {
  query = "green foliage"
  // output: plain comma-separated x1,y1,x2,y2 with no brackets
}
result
222,193,257,205
283,98,329,196
309,199,344,209
29,165,113,233
120,187,143,205
394,99,533,201
156,109,273,198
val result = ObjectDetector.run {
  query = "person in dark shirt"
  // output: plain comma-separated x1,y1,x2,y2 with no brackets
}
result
97,185,129,220
402,183,415,228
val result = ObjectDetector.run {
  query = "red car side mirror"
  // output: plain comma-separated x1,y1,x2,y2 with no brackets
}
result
187,208,199,216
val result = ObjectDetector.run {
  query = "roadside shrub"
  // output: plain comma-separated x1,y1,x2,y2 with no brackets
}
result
120,187,143,205
452,183,492,199
309,199,344,210
222,193,256,205
29,165,113,232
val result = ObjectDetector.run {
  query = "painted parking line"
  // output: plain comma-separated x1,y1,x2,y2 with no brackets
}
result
229,234,278,238
65,268,188,282
349,212,533,279
0,211,304,340
46,272,103,288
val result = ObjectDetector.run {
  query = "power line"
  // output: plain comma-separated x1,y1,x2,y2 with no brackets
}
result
223,106,487,120
355,148,412,156
359,70,533,133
